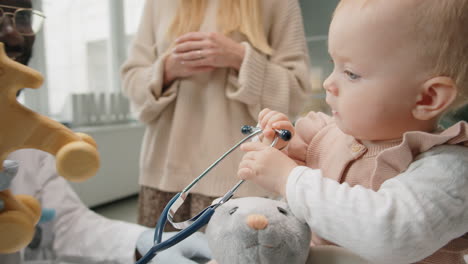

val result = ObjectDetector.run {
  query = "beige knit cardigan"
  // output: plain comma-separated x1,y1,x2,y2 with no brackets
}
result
121,0,310,198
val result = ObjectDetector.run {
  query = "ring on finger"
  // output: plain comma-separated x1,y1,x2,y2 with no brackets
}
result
197,49,203,59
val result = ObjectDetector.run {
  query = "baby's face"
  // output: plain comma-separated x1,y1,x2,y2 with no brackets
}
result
324,0,431,141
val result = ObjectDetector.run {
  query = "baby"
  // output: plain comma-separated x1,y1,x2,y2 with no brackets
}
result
238,0,468,263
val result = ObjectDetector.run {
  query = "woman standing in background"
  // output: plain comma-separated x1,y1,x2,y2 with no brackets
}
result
121,0,311,229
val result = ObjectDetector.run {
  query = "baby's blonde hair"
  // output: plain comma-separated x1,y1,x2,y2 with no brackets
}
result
412,0,468,108
167,0,273,55
335,0,468,108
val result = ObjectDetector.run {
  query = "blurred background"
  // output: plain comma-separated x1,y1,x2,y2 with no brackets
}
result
25,0,339,123
21,0,340,210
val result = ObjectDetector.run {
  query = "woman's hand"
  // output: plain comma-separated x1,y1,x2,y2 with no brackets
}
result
163,52,215,86
173,32,245,71
163,32,245,86
258,108,295,149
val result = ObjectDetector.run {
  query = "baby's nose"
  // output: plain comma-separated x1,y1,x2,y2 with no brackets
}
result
323,76,339,96
246,214,269,230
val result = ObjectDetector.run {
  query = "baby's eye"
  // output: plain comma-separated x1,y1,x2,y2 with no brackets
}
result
344,70,360,80
229,207,238,215
277,207,288,215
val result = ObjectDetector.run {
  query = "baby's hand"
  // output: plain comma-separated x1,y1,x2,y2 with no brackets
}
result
238,141,296,196
258,108,294,150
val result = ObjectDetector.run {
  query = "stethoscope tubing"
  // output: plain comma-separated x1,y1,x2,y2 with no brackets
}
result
136,193,215,264
135,125,290,264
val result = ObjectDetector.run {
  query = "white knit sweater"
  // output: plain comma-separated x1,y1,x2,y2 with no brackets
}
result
287,145,468,264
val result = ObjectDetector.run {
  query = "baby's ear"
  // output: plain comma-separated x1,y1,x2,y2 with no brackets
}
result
412,76,457,120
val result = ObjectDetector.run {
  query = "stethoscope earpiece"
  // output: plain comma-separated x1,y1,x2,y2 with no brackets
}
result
241,125,255,135
241,125,291,141
276,129,292,141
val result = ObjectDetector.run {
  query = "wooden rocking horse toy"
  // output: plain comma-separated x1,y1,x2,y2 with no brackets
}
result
0,42,100,254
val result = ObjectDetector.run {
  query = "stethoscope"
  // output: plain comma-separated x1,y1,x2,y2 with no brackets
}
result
136,125,291,264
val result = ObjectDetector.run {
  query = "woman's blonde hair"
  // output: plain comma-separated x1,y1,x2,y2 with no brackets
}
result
167,0,273,55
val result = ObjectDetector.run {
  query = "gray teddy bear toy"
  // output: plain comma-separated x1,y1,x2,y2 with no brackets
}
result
205,197,311,264
205,197,370,264
137,197,370,264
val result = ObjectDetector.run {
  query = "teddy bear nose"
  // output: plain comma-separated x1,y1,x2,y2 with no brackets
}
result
246,214,269,230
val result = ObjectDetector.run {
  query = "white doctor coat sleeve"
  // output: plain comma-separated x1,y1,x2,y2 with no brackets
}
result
11,149,148,264
286,145,468,264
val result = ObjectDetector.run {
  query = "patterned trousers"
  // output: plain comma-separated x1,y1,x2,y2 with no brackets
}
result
138,185,217,232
